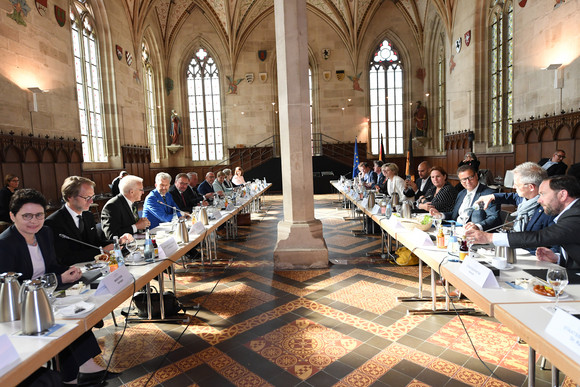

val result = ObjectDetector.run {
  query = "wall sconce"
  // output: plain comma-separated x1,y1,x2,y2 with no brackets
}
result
28,87,47,112
543,64,563,89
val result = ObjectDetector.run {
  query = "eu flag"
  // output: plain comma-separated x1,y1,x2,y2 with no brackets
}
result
352,137,359,178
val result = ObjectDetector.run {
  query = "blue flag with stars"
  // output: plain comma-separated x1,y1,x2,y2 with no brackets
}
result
352,137,359,178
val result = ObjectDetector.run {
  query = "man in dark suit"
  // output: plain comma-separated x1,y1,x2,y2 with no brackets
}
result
198,172,224,199
45,176,132,265
169,173,207,212
468,175,580,268
404,161,433,200
538,150,567,176
110,171,128,196
430,165,501,231
101,175,150,239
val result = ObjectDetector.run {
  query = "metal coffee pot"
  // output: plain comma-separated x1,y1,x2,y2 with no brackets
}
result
495,246,516,264
391,192,400,207
367,191,375,209
199,206,209,225
401,200,413,219
178,218,189,244
19,279,55,335
0,272,22,322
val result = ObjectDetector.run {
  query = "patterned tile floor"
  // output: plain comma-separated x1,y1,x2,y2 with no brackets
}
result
93,195,576,387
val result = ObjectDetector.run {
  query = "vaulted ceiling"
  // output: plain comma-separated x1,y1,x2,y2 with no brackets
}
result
122,0,455,69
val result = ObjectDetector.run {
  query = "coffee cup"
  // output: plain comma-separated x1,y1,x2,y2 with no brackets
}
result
492,256,508,270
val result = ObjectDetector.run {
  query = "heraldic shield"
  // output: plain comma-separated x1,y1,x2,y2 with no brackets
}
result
258,50,267,62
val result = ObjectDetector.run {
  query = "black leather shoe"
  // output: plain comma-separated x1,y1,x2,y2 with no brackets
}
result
77,370,121,386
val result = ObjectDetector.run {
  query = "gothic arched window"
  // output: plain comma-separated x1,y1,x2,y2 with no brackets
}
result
186,48,223,161
369,39,404,155
70,1,105,162
142,42,159,162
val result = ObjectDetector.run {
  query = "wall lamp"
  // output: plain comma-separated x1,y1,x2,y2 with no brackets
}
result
543,64,563,89
28,87,47,112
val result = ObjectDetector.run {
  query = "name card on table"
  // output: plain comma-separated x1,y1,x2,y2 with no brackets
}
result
189,221,206,236
0,334,20,373
459,257,500,288
371,204,381,215
361,197,369,208
213,210,223,220
159,236,179,257
386,216,407,233
226,203,235,211
545,308,580,357
411,229,434,247
95,265,133,296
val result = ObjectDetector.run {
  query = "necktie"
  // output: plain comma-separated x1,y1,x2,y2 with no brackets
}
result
458,192,473,225
180,192,186,207
77,215,84,234
132,204,139,221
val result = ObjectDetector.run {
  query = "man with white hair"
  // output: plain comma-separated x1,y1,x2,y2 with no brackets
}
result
101,175,150,239
143,172,182,229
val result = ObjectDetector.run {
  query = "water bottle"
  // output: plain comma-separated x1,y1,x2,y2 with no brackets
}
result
144,228,154,263
113,236,124,266
386,201,392,219
172,208,178,223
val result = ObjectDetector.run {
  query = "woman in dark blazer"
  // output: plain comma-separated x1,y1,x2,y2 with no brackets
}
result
0,189,118,385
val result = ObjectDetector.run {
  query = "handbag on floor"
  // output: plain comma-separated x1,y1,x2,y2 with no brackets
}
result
133,286,183,318
394,246,419,266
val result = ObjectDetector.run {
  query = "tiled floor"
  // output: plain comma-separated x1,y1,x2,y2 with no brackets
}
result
93,195,576,386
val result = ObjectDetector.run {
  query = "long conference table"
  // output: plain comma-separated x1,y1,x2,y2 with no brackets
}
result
0,183,271,386
332,180,580,386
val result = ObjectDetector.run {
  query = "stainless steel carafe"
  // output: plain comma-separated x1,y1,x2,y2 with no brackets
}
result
391,192,400,207
19,279,55,335
495,246,517,264
178,218,189,244
401,200,412,219
199,207,209,225
0,272,21,322
367,191,375,209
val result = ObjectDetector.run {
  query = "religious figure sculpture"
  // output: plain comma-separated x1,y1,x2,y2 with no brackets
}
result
170,109,181,145
413,101,428,138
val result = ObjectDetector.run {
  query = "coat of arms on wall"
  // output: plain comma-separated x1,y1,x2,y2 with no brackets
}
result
245,73,254,83
321,48,330,60
464,30,471,47
35,0,47,16
258,50,267,61
259,73,268,83
336,70,345,81
323,71,331,81
455,37,462,53
115,45,123,60
8,0,31,26
126,51,133,66
54,5,66,27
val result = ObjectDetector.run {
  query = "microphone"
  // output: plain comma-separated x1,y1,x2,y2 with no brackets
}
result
59,233,105,254
157,200,191,216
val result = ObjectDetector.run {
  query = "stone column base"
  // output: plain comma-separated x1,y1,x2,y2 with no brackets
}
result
273,219,328,269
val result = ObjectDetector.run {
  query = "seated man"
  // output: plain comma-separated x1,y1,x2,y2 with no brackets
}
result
101,175,150,239
476,162,554,237
169,173,208,212
468,175,580,268
188,171,214,201
404,161,433,200
430,164,501,231
358,161,377,188
45,176,132,265
111,170,128,196
198,172,224,199
539,149,567,176
143,172,181,229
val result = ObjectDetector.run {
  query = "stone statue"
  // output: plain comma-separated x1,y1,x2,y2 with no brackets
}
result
170,109,181,145
413,101,428,137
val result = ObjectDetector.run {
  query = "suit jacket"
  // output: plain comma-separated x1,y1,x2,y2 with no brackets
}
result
0,186,13,222
169,185,197,212
197,180,215,196
538,158,567,176
508,200,580,268
142,189,181,229
111,176,121,196
101,194,137,239
45,205,111,265
493,193,555,232
444,184,501,230
404,177,434,200
0,225,68,284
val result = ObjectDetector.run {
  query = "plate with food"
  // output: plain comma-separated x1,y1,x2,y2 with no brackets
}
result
529,281,569,300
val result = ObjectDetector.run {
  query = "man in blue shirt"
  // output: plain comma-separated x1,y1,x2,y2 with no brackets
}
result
143,172,181,229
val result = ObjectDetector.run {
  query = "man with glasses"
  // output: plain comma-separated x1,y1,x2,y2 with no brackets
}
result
539,149,568,176
101,175,150,239
430,164,501,231
45,176,133,265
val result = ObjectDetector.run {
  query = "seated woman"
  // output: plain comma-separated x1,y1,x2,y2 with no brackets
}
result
213,171,228,196
0,173,19,223
458,152,480,172
377,163,406,199
417,166,457,213
223,168,235,190
0,189,119,385
232,166,246,186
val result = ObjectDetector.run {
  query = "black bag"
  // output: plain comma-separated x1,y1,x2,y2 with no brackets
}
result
133,287,183,318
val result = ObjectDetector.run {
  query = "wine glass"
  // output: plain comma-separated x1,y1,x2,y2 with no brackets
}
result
546,268,569,311
466,236,476,258
124,239,138,263
40,273,58,302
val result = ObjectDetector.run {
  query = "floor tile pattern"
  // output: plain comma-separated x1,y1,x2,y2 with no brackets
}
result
90,195,576,386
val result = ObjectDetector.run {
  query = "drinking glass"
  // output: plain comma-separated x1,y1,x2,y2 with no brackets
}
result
40,273,58,302
546,268,569,310
466,236,476,258
124,239,138,263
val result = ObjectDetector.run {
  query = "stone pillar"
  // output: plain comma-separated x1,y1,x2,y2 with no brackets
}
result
273,0,328,269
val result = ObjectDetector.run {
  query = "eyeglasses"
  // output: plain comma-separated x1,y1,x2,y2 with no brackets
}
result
555,154,566,159
21,212,45,221
459,175,476,183
77,195,95,201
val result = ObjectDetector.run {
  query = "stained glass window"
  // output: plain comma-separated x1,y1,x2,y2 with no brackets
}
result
489,1,513,146
142,42,159,163
70,2,105,162
369,39,403,155
187,48,223,161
